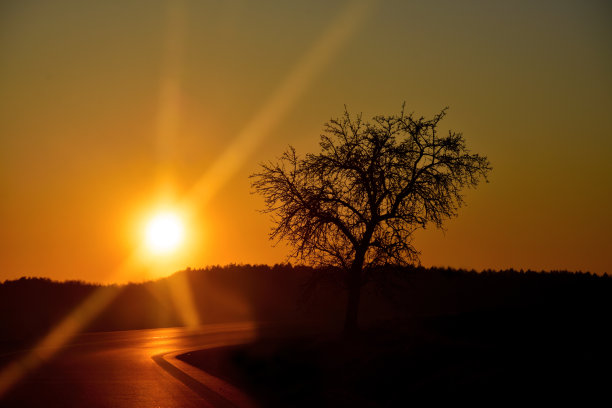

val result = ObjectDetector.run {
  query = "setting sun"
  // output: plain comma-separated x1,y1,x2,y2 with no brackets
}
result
144,212,185,254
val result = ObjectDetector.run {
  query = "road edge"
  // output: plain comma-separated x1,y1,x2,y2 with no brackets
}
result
152,344,259,408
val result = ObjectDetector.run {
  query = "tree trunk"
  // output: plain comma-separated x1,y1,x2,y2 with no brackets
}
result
343,268,361,336
343,252,365,337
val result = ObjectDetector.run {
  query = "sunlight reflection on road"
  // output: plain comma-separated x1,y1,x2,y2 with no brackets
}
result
1,324,260,407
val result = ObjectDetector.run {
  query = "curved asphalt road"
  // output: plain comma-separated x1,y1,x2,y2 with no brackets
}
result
0,323,262,408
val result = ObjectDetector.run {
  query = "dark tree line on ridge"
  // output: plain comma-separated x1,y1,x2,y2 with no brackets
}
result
0,264,609,350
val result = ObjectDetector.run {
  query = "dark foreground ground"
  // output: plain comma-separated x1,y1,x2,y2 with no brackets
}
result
2,267,610,405
178,308,611,406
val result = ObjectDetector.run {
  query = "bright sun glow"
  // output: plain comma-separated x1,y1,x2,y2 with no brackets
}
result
144,212,185,254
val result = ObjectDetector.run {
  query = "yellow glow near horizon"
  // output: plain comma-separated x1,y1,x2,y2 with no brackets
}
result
144,211,185,254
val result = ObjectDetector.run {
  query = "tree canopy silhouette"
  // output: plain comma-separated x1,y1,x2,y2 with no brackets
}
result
251,106,492,334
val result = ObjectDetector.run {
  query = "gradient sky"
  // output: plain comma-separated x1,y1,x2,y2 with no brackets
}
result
1,0,611,282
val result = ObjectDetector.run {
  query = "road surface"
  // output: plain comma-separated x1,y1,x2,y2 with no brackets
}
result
0,323,262,408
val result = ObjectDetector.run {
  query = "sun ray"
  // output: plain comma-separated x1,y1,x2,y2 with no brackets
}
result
185,0,375,207
156,0,187,188
0,255,140,398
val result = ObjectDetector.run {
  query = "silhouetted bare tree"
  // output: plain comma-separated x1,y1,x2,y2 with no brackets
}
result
251,106,491,334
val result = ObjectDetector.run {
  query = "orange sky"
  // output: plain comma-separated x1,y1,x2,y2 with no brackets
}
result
1,0,611,282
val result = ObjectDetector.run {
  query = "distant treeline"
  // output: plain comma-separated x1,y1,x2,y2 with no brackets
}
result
0,265,610,348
